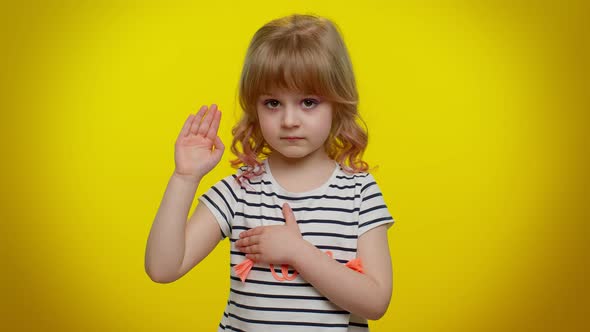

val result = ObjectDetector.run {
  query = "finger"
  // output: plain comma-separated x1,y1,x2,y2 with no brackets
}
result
190,105,208,135
236,235,260,247
240,227,263,238
246,254,260,262
212,136,225,159
214,136,225,150
178,114,194,139
241,244,260,254
282,203,298,228
198,104,217,136
206,108,222,140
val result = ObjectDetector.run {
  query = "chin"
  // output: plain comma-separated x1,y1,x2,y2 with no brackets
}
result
268,146,310,160
276,150,310,160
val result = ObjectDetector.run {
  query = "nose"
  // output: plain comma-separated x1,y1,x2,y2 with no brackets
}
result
280,105,301,128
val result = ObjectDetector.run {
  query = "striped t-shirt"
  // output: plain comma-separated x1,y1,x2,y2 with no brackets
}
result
198,158,395,332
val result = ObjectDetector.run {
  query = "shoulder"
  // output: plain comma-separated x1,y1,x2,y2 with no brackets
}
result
336,168,385,202
207,166,250,193
334,164,373,186
224,164,266,190
327,167,376,200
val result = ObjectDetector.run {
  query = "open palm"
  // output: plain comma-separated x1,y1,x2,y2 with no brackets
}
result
174,104,225,181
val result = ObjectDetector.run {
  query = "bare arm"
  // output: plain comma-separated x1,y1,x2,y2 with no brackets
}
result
292,225,392,320
144,173,222,283
144,104,225,283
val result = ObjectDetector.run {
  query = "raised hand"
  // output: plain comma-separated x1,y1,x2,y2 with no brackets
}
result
174,104,225,182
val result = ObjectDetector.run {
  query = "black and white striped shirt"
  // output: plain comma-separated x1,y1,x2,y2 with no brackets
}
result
199,158,395,332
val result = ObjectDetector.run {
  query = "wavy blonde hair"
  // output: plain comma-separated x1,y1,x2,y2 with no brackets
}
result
230,14,369,182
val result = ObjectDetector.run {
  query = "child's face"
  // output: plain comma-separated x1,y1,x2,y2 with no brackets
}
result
256,89,333,161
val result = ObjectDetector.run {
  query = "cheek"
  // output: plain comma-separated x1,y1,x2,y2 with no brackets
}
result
317,113,333,136
257,114,275,139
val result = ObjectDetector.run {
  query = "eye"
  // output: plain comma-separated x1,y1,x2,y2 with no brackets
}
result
302,98,320,109
263,99,280,109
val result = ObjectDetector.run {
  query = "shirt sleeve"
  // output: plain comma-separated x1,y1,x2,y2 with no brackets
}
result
197,173,242,240
358,173,395,237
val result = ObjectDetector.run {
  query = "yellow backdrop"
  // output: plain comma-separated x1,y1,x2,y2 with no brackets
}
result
1,0,588,331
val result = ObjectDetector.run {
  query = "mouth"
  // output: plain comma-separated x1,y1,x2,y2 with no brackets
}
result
281,137,304,140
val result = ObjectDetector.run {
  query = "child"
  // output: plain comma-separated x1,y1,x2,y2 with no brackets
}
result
145,14,395,331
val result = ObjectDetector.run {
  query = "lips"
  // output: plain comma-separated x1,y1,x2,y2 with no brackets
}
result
281,137,304,142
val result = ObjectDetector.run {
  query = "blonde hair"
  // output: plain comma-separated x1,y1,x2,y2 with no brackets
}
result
230,14,369,181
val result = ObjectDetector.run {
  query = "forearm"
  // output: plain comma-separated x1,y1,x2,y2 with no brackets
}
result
292,241,391,320
145,172,202,281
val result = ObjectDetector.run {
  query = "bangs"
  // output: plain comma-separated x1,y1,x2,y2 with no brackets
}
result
242,37,343,104
258,43,329,95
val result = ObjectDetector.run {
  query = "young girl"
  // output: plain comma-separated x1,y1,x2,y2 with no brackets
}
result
145,14,395,331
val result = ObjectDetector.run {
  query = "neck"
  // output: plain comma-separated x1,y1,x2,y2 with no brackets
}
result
267,151,334,174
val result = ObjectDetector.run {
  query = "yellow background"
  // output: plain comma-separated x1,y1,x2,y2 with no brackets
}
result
1,0,588,331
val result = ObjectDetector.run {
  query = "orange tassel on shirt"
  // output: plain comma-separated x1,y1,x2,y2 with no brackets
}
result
344,258,364,274
234,251,364,283
326,250,364,274
234,258,254,283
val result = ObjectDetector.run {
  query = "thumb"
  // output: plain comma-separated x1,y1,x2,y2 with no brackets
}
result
282,203,299,230
212,136,225,158
213,136,225,151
